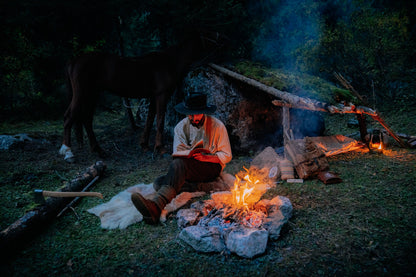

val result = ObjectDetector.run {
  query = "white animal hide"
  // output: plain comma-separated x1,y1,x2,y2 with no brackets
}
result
88,183,205,229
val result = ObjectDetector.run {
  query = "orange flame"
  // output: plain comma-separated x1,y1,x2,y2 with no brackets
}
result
370,142,383,151
232,168,260,209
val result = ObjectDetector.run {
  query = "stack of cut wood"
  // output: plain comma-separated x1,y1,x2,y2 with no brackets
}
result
284,137,329,179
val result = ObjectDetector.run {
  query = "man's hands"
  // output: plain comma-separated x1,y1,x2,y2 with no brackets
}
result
191,152,221,164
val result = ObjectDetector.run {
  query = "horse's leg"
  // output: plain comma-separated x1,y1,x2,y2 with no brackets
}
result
59,106,75,162
140,98,156,151
83,110,105,157
154,94,168,153
75,121,84,148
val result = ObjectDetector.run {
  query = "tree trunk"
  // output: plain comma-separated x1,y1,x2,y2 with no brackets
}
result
0,161,106,258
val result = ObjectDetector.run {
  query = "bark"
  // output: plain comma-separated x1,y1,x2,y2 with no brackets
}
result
0,161,106,258
356,114,368,143
209,63,328,112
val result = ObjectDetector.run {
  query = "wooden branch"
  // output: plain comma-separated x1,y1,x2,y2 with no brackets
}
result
333,72,367,104
57,175,100,217
282,106,292,148
370,115,409,148
356,114,368,142
396,133,416,140
0,161,106,258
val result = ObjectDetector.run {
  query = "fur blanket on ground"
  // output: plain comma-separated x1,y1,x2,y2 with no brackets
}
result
87,184,205,229
88,173,235,229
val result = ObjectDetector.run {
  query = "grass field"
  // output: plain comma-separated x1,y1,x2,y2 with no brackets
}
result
1,80,415,276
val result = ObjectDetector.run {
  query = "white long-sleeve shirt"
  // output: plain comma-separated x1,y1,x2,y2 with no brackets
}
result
172,115,232,169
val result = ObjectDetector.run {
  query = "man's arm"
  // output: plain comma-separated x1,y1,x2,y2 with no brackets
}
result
191,152,221,163
172,119,191,153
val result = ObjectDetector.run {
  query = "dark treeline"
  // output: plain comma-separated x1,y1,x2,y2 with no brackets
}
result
0,0,415,121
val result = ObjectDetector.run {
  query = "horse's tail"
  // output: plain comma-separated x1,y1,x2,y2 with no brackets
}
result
65,59,74,104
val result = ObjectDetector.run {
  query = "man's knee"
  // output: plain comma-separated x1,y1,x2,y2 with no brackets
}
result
171,158,186,172
153,176,165,191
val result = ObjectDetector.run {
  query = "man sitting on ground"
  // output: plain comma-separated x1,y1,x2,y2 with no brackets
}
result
131,92,232,224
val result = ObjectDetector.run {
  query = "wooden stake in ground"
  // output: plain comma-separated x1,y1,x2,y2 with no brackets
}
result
0,161,106,258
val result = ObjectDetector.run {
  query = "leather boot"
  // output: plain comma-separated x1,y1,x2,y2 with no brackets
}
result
131,186,176,224
153,176,165,191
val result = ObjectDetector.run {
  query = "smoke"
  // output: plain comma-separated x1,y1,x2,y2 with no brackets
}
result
250,0,323,73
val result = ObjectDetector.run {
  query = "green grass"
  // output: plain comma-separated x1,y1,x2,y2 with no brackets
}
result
1,68,416,276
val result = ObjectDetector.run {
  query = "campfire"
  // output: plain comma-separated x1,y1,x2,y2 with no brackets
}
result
178,167,292,258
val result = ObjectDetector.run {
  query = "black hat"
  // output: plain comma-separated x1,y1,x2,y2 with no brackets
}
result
174,93,216,115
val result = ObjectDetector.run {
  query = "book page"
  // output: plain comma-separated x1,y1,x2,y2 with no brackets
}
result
172,139,208,157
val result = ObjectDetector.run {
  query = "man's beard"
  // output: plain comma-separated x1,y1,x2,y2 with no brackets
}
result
190,115,205,128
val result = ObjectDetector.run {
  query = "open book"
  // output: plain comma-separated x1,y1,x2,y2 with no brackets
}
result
172,139,210,158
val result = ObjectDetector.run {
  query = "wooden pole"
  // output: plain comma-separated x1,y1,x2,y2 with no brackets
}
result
282,106,292,147
371,115,408,148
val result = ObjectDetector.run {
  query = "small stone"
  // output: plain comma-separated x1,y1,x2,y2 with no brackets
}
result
176,208,201,229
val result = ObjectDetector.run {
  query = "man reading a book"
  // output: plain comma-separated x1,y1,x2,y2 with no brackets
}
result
131,92,232,224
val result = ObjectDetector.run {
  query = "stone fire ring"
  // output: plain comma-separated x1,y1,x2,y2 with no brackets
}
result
177,192,292,258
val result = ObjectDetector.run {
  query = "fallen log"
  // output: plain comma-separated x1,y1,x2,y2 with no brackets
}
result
209,63,409,148
209,63,328,112
0,161,106,258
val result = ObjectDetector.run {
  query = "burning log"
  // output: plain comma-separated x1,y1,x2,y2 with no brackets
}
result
0,161,106,258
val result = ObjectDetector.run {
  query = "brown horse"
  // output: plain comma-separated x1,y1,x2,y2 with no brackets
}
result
59,31,224,162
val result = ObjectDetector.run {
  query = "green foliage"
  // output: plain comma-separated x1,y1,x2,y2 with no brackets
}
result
233,60,339,104
0,0,415,120
319,3,415,104
247,0,415,107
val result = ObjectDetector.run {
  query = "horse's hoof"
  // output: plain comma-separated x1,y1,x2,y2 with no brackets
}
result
60,144,75,163
65,157,75,163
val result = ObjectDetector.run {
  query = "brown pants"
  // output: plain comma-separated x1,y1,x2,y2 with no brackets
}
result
154,158,222,193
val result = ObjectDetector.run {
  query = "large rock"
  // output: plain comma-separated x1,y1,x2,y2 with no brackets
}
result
137,66,325,154
225,227,269,258
182,68,282,154
249,146,284,186
256,196,293,240
179,226,225,253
